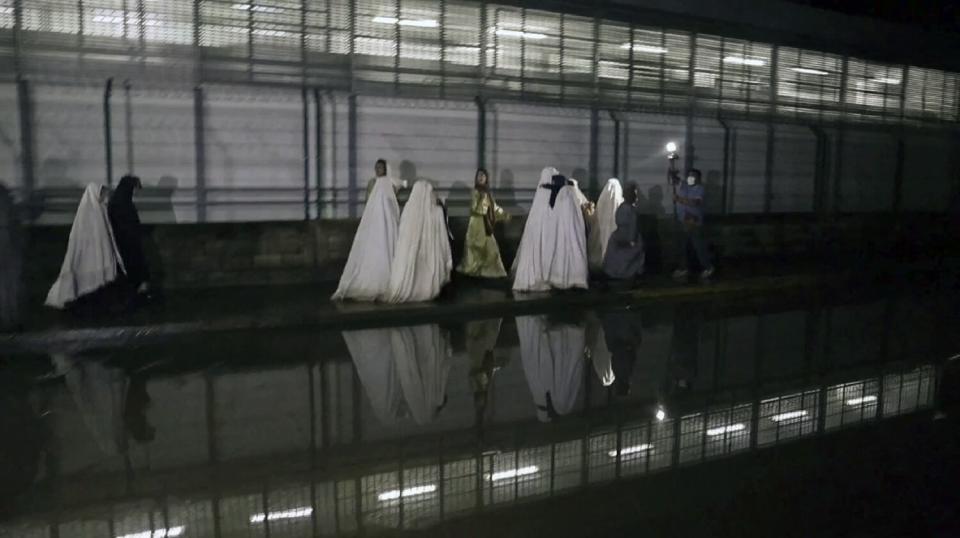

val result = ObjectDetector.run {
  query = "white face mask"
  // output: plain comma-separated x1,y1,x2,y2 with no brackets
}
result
686,176,696,186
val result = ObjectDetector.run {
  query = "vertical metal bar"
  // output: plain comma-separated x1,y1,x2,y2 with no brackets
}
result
348,93,358,218
589,107,599,196
246,0,254,81
204,372,218,463
719,118,730,214
764,123,775,213
832,125,844,213
684,33,697,173
104,78,114,187
611,111,620,178
476,96,486,171
193,86,207,222
12,0,23,76
314,88,323,219
123,79,134,174
15,78,36,212
439,0,447,99
302,87,310,221
393,0,400,94
892,136,905,213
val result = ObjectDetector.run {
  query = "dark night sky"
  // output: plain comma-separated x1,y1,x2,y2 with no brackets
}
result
786,0,960,31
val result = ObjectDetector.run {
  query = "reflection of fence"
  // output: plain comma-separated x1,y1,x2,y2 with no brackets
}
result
0,363,936,537
2,2,960,222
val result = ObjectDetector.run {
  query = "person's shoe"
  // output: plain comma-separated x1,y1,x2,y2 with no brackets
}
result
672,269,688,280
701,267,715,280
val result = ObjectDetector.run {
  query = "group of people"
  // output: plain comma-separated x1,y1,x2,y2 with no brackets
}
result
334,160,714,304
45,175,152,312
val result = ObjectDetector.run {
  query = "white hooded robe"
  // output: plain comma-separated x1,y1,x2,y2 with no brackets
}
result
589,178,624,271
385,181,452,303
45,184,125,309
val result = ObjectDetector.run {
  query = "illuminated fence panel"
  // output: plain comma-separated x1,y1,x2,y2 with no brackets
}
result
776,47,843,121
757,390,820,447
905,67,959,122
845,58,904,122
825,378,881,430
882,365,935,418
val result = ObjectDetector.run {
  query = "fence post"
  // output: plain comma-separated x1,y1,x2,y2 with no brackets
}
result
194,86,207,222
104,78,114,188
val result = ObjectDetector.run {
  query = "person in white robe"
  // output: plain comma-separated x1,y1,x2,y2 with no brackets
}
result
46,184,125,309
392,324,451,425
366,159,406,198
512,169,588,292
589,178,623,271
342,329,404,425
516,315,586,422
385,180,452,303
333,165,402,302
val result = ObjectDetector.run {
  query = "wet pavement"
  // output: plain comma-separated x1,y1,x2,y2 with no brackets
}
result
1,278,958,537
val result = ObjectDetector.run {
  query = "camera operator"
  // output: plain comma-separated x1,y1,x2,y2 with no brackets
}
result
672,169,714,280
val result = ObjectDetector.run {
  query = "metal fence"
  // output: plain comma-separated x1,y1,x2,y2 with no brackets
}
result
1,1,959,222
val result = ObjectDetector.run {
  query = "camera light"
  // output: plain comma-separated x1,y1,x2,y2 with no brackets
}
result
665,142,678,153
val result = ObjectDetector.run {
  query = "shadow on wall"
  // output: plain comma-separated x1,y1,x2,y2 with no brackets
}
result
639,185,667,275
496,168,518,211
150,175,179,224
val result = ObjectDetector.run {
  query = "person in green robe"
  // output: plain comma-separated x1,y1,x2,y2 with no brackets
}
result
457,168,511,278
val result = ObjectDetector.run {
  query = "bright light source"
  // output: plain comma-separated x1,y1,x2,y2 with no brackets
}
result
620,43,668,54
769,410,808,422
665,142,678,153
372,16,438,27
116,527,185,538
377,485,438,501
231,3,283,13
791,67,829,76
492,28,548,40
656,407,667,421
723,56,766,67
872,77,901,85
249,508,313,524
607,444,653,457
706,423,747,436
846,395,878,406
487,466,540,481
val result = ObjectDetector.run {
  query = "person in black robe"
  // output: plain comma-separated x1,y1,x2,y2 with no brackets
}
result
108,175,152,299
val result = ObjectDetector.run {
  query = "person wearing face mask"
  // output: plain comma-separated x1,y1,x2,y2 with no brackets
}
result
672,169,714,280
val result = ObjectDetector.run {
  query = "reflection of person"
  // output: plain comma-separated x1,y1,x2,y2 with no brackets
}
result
385,181,452,303
333,162,402,301
0,185,23,330
601,309,643,396
589,178,623,271
108,175,152,298
603,183,645,282
516,314,586,421
667,305,701,394
46,184,125,309
466,318,507,429
585,312,614,387
672,169,714,280
513,169,589,292
457,169,511,278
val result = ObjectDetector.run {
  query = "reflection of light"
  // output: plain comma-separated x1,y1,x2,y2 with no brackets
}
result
620,43,668,54
607,444,653,457
372,16,438,28
117,527,185,538
846,395,878,406
492,28,548,40
872,77,901,85
707,423,747,436
250,507,313,523
723,56,766,67
791,67,829,76
665,142,678,153
378,485,437,501
770,410,808,422
487,466,540,481
232,3,283,13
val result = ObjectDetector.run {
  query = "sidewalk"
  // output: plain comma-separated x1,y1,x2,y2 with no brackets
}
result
0,259,931,352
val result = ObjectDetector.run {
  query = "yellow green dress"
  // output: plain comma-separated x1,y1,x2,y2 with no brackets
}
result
457,190,510,278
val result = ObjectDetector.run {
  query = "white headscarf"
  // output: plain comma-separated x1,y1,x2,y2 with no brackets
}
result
589,178,624,270
45,184,125,309
385,180,452,303
517,315,586,422
512,166,558,292
333,175,401,301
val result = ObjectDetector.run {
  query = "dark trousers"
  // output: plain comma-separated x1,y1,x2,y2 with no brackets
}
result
676,222,712,271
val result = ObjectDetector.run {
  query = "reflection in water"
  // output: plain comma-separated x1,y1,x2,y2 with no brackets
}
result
466,318,507,431
0,289,955,537
345,324,452,426
517,314,586,422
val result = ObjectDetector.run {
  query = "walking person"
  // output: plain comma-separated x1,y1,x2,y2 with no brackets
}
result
672,169,714,280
